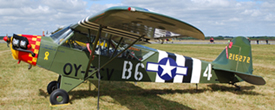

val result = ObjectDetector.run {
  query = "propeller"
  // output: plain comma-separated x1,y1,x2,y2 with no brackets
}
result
3,34,11,47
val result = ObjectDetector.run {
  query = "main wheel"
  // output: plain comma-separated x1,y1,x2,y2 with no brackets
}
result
50,89,69,105
47,81,59,94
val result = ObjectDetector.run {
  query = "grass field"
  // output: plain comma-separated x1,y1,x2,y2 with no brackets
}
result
0,43,274,110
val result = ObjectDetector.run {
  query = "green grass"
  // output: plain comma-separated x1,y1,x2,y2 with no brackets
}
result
0,43,274,110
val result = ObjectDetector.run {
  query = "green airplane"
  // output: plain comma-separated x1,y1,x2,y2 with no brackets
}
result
3,6,265,105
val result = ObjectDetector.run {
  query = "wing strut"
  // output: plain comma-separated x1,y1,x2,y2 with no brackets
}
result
84,25,103,78
97,44,101,110
110,37,123,58
84,35,143,80
107,35,112,56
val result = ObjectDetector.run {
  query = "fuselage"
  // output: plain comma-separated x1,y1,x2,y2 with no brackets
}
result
6,32,240,84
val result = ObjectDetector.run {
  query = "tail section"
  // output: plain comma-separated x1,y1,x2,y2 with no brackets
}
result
212,37,265,85
213,37,252,73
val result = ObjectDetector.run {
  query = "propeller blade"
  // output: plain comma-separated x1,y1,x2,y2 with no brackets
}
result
3,34,11,47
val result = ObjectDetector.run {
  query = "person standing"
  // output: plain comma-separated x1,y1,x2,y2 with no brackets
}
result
210,37,214,44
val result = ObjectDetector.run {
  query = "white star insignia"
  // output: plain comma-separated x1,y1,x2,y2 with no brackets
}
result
159,59,176,77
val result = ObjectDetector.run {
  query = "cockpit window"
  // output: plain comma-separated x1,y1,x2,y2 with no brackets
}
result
131,45,156,61
50,26,73,44
102,40,155,61
61,31,90,50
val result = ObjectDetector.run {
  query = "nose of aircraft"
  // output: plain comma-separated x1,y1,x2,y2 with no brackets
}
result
3,36,9,42
5,34,42,66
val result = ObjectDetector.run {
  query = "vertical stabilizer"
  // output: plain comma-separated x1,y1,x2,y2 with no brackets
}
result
212,37,252,74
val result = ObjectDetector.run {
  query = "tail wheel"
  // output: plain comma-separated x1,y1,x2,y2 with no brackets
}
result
50,89,69,105
47,81,59,94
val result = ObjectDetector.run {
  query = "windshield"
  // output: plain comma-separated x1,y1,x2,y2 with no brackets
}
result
50,26,73,44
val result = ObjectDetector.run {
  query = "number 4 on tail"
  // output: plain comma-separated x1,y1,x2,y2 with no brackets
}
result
203,64,212,80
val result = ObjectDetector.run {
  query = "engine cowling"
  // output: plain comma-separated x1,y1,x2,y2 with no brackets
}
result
8,34,42,66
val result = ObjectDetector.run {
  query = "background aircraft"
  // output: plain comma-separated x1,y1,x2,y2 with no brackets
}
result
3,6,265,105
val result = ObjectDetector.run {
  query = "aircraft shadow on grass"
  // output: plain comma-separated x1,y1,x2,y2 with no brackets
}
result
38,81,260,109
39,81,195,109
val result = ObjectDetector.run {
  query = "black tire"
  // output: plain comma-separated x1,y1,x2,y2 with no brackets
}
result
50,89,69,105
47,81,59,94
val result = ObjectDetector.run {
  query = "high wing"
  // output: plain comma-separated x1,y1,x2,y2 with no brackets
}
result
71,6,204,44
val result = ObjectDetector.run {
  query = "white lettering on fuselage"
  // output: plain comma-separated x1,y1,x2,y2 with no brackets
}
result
122,61,144,81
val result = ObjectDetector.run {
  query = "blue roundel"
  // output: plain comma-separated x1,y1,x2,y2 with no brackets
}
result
157,57,177,80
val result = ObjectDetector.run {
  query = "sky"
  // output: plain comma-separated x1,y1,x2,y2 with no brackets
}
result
0,0,274,36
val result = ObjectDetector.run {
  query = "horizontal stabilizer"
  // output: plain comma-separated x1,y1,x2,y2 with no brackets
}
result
214,68,266,85
234,72,266,85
